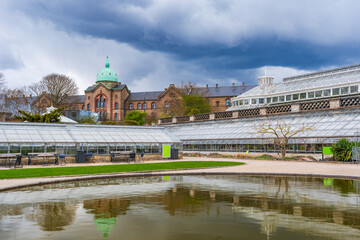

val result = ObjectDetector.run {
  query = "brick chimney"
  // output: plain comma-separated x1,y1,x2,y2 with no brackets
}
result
206,84,208,89
216,84,218,90
242,82,245,89
232,83,235,89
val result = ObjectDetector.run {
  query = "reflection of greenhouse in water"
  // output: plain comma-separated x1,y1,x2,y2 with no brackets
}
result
0,175,360,239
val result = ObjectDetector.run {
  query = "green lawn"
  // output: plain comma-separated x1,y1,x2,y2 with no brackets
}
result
0,161,243,179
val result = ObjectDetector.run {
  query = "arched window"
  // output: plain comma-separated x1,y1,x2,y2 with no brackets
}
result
103,99,106,107
226,99,230,107
114,113,118,120
151,102,156,109
96,99,100,107
87,104,90,111
165,101,169,108
129,103,133,110
114,102,118,110
137,103,142,109
143,102,147,110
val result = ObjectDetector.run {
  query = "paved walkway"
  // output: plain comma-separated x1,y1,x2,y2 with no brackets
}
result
1,157,360,191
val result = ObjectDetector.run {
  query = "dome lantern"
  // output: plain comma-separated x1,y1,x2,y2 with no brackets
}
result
96,56,118,83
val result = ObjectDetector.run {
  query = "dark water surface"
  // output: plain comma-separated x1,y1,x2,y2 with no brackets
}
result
1,175,360,240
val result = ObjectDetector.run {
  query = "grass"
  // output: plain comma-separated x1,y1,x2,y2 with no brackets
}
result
0,161,244,179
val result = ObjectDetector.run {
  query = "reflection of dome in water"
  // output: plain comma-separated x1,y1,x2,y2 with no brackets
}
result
94,215,117,240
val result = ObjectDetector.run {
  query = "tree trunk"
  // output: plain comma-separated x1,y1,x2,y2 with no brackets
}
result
281,139,288,158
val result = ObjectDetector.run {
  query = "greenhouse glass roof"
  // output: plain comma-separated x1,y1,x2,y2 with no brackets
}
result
164,108,360,143
241,64,360,97
0,123,180,144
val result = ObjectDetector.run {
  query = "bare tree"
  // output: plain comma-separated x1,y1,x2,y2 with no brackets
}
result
31,73,79,107
254,120,315,158
29,82,45,96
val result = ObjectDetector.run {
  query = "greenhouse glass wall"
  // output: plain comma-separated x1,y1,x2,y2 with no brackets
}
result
164,108,360,154
0,123,181,155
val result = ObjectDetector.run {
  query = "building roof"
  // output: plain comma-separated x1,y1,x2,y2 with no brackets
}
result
85,84,126,92
0,122,180,144
62,95,85,104
195,85,257,98
96,56,118,83
126,85,256,101
127,91,163,101
237,64,360,98
164,108,360,144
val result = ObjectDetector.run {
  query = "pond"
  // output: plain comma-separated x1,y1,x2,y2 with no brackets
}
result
0,175,360,240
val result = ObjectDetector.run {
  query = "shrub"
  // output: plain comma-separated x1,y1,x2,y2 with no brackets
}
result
331,138,354,161
124,110,147,126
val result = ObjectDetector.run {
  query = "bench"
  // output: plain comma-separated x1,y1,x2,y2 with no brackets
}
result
0,153,23,168
110,151,136,163
28,152,57,166
55,154,66,166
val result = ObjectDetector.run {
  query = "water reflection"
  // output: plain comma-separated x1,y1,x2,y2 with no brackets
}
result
26,202,76,231
0,175,359,240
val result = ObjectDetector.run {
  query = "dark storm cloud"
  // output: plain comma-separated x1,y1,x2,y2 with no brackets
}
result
12,0,360,75
2,0,360,91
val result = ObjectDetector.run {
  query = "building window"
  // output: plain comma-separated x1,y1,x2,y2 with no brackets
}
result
292,94,299,100
279,96,285,102
244,99,249,105
165,101,169,108
300,93,306,99
137,103,142,109
266,98,271,104
115,102,118,110
259,98,265,104
82,105,85,110
251,99,257,104
129,103,133,110
87,104,90,111
103,99,106,107
308,92,314,98
216,101,220,107
286,95,292,101
341,87,349,95
88,96,90,100
315,90,322,98
226,99,231,106
332,88,340,95
151,102,156,109
272,97,278,103
114,113,118,120
323,89,331,96
350,85,359,93
96,99,100,107
143,102,147,110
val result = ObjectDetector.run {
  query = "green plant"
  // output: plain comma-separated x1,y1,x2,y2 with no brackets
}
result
331,138,354,161
102,120,118,125
77,116,96,124
182,93,211,115
124,110,147,125
17,108,63,123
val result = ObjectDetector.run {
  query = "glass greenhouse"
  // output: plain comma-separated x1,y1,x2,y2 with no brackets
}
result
0,123,181,155
229,64,360,111
164,108,360,154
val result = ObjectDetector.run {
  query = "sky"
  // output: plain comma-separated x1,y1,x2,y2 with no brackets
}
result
1,0,360,93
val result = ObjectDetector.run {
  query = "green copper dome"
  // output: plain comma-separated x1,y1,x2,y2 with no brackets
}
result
96,56,118,82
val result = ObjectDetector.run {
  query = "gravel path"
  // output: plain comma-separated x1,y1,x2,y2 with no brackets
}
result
1,157,360,191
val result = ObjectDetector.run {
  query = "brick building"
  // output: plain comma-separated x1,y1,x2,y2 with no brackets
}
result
31,57,256,121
